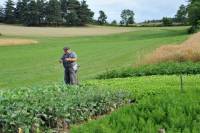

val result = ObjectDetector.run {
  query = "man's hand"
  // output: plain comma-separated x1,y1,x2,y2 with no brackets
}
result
65,58,77,62
65,58,71,61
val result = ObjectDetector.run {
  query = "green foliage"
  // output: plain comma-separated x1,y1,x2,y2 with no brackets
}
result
97,10,107,25
97,62,200,79
1,0,93,26
78,0,94,26
188,0,200,33
4,0,15,24
71,75,200,133
26,0,40,26
0,84,129,132
46,0,62,26
121,9,135,26
175,4,188,24
162,17,173,26
110,20,117,25
0,6,4,22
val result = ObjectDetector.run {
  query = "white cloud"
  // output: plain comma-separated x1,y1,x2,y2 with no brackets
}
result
0,0,188,22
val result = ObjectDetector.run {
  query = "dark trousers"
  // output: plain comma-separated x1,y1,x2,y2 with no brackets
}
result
64,67,77,85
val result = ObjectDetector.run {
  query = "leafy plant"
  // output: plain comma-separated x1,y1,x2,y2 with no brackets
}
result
71,76,200,133
0,84,130,132
97,62,200,79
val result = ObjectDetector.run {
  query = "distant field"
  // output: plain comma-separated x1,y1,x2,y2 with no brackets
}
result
0,25,189,88
0,24,137,37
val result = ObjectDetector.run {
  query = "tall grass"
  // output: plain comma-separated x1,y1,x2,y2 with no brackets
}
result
142,32,200,64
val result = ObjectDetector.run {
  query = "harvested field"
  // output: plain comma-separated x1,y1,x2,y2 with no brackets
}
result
0,38,38,46
143,32,200,64
0,24,135,37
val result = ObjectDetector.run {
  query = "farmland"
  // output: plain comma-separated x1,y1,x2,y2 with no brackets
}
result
0,24,200,132
0,24,188,88
72,75,200,133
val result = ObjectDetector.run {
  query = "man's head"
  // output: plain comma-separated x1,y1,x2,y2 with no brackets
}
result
63,47,70,54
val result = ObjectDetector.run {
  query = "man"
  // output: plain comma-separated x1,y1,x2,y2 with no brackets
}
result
60,47,78,85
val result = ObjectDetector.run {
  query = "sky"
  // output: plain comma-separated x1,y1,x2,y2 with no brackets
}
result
0,0,188,23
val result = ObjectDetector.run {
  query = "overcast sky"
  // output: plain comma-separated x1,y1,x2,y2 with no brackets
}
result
0,0,188,22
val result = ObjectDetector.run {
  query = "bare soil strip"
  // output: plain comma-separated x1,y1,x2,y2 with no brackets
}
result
143,32,200,64
0,38,38,46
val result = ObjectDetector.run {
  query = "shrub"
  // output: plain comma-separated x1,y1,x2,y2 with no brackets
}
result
96,62,200,79
162,17,173,26
188,20,200,34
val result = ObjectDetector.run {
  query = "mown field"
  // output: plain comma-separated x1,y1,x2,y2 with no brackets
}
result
0,25,189,88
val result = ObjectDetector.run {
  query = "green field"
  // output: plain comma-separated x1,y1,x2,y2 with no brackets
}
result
1,25,199,132
0,26,189,89
72,75,200,133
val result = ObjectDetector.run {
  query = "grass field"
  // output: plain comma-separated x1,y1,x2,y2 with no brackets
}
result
0,25,189,88
1,24,200,132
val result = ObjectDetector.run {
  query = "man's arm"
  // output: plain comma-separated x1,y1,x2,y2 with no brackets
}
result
65,52,77,62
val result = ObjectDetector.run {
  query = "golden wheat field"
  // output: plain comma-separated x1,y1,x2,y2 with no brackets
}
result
143,32,200,64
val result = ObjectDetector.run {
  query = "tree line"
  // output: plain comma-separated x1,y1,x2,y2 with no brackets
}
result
0,0,199,31
0,0,94,26
94,9,135,26
0,0,135,27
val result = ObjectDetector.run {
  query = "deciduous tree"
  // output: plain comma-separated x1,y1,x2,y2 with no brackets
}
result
121,9,135,26
98,10,107,25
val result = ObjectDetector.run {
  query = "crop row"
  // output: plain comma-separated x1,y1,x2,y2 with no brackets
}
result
0,84,130,132
72,75,200,132
97,62,200,79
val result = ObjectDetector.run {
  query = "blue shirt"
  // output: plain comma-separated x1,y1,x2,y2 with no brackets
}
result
61,52,77,68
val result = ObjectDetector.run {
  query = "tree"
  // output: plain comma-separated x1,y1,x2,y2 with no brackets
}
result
0,0,93,26
98,10,107,25
46,0,62,26
5,0,15,23
175,4,187,24
0,6,5,22
188,0,200,26
37,0,47,25
111,20,117,25
162,17,173,26
187,0,200,33
24,0,39,26
65,0,81,25
121,9,135,26
15,0,23,23
60,0,68,23
78,0,94,26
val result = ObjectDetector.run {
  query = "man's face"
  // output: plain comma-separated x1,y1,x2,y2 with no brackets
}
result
64,49,70,54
